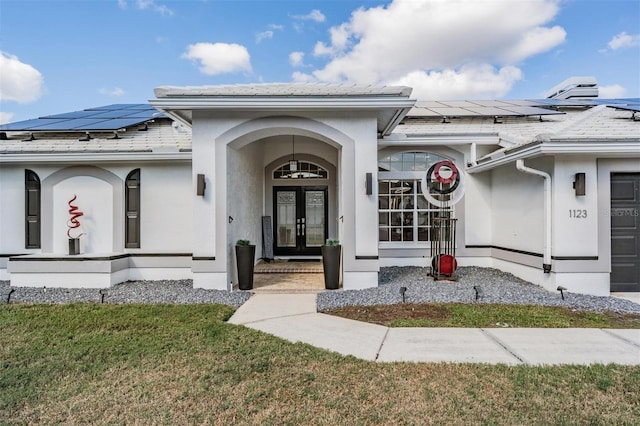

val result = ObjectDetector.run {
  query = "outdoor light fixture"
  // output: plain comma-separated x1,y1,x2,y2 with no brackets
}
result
289,135,299,173
399,286,407,303
365,173,373,195
557,285,567,300
196,173,206,196
573,173,586,196
473,285,482,301
99,289,107,304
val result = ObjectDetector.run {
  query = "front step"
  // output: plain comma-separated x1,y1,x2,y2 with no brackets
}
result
254,259,322,274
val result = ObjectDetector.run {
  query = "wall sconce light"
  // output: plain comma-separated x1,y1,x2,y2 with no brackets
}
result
573,173,585,196
365,173,373,195
196,173,206,196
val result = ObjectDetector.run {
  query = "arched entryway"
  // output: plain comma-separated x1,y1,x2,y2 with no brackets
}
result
266,152,337,257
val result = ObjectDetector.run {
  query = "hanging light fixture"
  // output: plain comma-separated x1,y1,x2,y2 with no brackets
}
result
289,135,298,173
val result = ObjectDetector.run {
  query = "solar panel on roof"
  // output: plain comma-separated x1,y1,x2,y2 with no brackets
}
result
0,103,164,132
465,106,512,116
44,110,102,119
607,104,640,113
429,107,481,116
503,106,564,116
29,118,114,131
83,110,142,119
0,118,71,131
72,117,154,130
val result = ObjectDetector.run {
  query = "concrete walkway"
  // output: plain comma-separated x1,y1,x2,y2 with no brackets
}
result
228,293,640,365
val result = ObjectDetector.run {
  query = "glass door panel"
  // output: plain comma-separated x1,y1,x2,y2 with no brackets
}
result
305,190,325,247
276,191,296,248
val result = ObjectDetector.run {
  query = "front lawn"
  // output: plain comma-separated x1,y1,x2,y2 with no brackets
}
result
1,304,639,424
323,302,640,328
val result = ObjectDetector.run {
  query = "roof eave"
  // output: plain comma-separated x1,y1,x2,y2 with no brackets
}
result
0,151,192,164
468,139,640,173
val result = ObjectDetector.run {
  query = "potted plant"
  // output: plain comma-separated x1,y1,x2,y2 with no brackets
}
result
321,239,341,290
235,239,256,290
67,194,85,255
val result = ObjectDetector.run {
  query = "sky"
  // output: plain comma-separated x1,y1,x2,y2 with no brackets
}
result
1,0,639,124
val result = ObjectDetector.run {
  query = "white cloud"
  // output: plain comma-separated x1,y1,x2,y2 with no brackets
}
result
0,112,14,125
289,51,305,67
182,42,252,75
599,84,627,98
294,9,326,23
256,24,283,43
391,64,523,100
292,71,315,83
607,32,640,50
98,87,125,96
119,0,174,16
306,0,564,98
256,31,274,43
0,51,44,103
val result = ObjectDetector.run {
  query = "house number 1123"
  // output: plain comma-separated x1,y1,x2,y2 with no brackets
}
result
569,209,587,218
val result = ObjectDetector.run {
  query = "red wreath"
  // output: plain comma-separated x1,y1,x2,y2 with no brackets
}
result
433,160,458,184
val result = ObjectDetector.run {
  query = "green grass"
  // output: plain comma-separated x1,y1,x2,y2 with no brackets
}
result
2,303,639,424
324,303,640,328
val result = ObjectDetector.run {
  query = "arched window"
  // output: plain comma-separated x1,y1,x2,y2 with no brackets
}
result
125,169,140,248
25,170,41,248
378,151,452,244
273,161,328,179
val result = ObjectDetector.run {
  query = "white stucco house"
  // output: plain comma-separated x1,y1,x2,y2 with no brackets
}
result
0,81,638,296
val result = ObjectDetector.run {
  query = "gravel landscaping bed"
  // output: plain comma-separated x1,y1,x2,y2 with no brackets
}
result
2,266,639,314
318,266,640,314
0,279,250,308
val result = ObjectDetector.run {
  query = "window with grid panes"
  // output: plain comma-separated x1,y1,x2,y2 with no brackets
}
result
378,152,452,243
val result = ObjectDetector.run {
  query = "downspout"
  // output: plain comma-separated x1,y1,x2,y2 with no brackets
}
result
515,160,552,273
469,142,477,166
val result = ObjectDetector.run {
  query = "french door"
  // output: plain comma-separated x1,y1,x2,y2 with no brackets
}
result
273,186,328,256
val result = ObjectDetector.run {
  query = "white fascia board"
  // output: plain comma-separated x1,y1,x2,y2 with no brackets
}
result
379,133,498,148
150,96,416,111
468,139,640,173
0,151,191,164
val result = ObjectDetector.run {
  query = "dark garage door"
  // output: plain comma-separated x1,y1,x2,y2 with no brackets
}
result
611,173,640,292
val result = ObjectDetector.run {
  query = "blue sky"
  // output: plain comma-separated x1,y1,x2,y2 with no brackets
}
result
1,0,639,123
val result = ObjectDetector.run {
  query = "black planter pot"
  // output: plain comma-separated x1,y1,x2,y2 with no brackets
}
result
321,245,341,290
68,238,80,255
236,245,256,290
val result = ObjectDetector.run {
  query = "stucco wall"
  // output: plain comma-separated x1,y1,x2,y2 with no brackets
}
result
551,156,598,257
490,157,551,255
52,176,113,254
227,140,264,282
137,164,192,252
0,165,28,254
0,163,192,256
